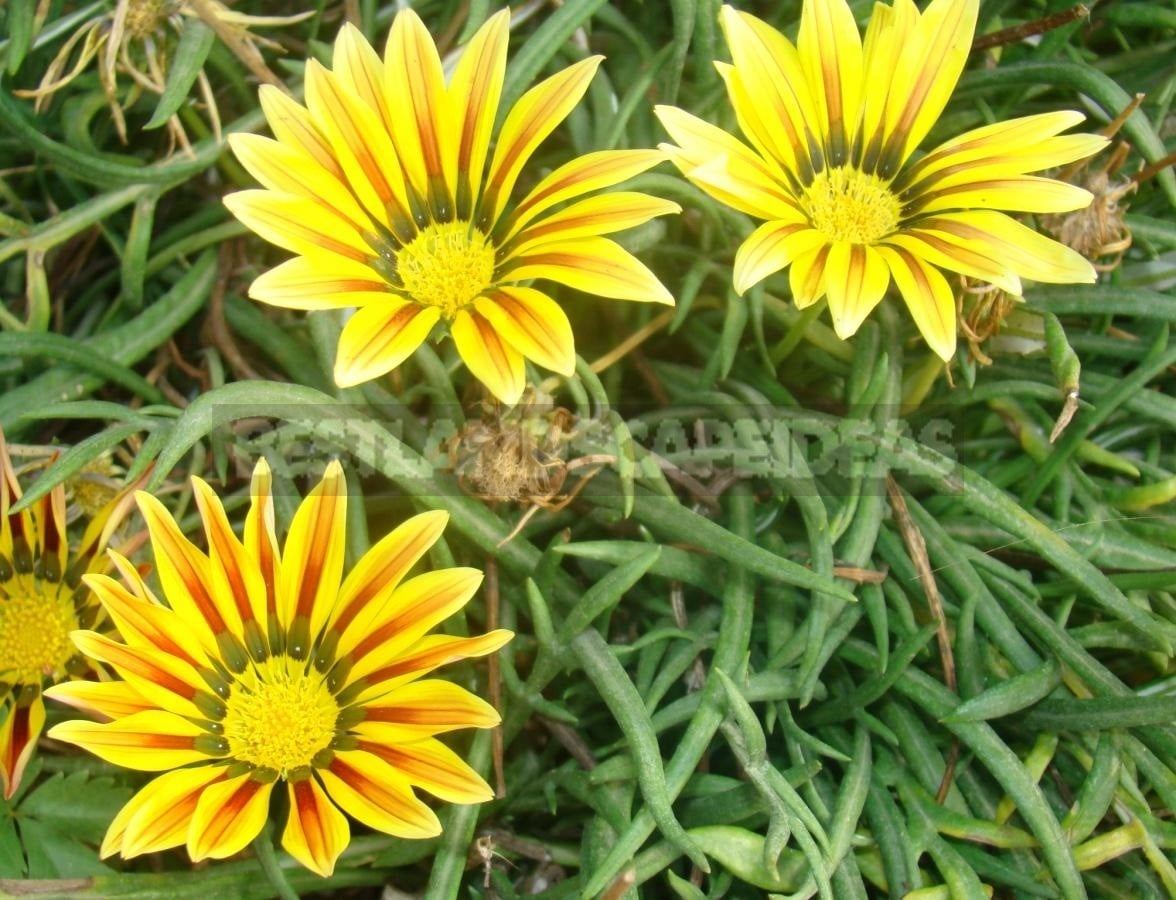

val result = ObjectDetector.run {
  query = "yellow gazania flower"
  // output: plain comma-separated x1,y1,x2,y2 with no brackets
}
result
224,9,678,404
0,430,140,799
47,460,511,877
656,0,1108,360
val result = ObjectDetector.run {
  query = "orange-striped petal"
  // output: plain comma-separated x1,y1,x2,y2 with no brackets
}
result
44,679,154,721
733,221,824,294
192,477,267,642
361,737,493,804
340,567,483,678
506,236,674,305
824,242,891,339
0,696,44,800
258,84,341,180
228,133,376,235
223,191,374,263
383,9,455,210
505,148,668,241
48,710,211,771
451,309,526,405
358,680,500,739
349,630,514,705
282,777,350,877
506,192,680,258
304,60,412,231
71,630,211,720
108,765,227,859
877,244,958,361
482,56,602,228
329,510,449,639
448,10,510,218
279,460,346,643
474,287,575,376
244,457,282,626
249,256,392,310
188,773,273,861
320,750,441,839
789,244,831,309
797,0,862,165
334,301,440,388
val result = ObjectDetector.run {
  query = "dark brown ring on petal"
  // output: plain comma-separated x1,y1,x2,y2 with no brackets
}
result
0,553,13,581
215,632,250,675
199,666,232,701
193,692,228,722
194,733,231,756
244,620,269,665
325,657,352,695
313,631,340,673
287,614,313,662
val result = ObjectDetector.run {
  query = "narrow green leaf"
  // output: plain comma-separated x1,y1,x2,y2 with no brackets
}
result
942,659,1062,724
146,19,216,129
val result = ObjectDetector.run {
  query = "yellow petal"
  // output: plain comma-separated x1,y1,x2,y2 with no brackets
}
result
223,190,374,263
332,24,391,130
333,301,440,388
304,60,412,232
719,7,819,175
796,0,862,166
249,255,392,310
330,510,449,639
69,631,209,720
877,244,958,360
320,750,441,839
340,567,483,681
656,105,800,220
789,244,831,308
279,460,347,643
227,133,376,235
358,680,501,738
187,773,273,861
258,85,341,180
192,477,268,639
451,309,526,405
134,491,222,655
48,711,210,771
505,192,680,258
474,287,575,376
350,630,514,704
44,679,154,721
1,695,44,800
914,211,1097,285
506,236,674,305
905,114,1107,190
506,149,667,240
384,9,455,213
244,458,282,630
880,0,977,169
448,10,510,219
883,230,1021,295
282,777,350,877
733,221,825,295
112,766,227,859
824,242,891,339
361,737,493,804
482,56,602,228
915,176,1094,215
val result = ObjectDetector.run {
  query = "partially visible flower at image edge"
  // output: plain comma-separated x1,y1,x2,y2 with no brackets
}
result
656,0,1108,360
225,8,678,404
47,459,511,877
0,429,141,799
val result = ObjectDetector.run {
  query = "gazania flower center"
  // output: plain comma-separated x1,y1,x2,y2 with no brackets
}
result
0,581,78,685
222,656,339,776
397,221,495,318
801,166,901,244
